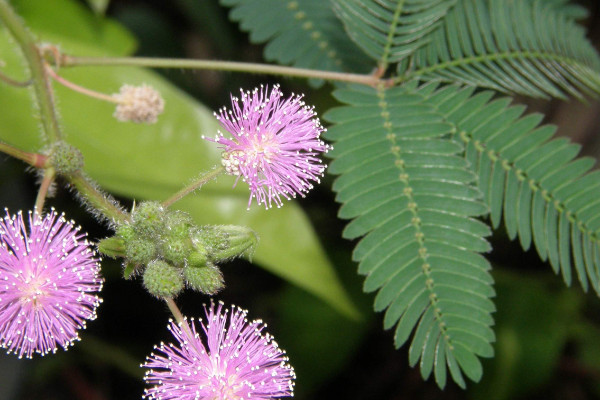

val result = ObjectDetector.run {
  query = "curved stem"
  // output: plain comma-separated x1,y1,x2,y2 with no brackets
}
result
163,166,225,208
35,168,56,214
0,0,62,143
0,141,47,168
44,63,120,104
60,55,381,86
0,69,31,87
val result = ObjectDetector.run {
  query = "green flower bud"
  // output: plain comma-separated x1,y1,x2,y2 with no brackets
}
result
183,263,224,295
117,223,135,242
143,260,184,298
161,237,192,267
188,247,208,268
48,141,84,175
132,201,166,238
165,211,194,240
125,238,157,265
191,225,258,262
97,236,125,258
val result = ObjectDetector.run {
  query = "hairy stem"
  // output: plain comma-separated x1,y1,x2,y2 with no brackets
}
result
0,0,62,143
35,168,55,214
61,55,381,86
68,172,129,224
163,166,225,208
0,141,47,168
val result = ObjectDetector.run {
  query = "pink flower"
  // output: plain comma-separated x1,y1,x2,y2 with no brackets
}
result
144,301,295,399
0,209,102,358
205,84,330,209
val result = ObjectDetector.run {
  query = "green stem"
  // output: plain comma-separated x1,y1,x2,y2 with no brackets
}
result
35,167,56,214
61,55,380,86
163,166,224,208
68,172,129,223
165,297,185,326
0,141,47,168
0,0,62,143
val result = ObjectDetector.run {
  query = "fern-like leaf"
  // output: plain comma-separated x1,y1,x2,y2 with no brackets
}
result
402,0,600,99
324,83,495,388
418,82,600,293
332,0,456,68
220,0,371,86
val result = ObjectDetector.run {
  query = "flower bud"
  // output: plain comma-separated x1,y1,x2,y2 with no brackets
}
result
165,211,194,240
125,238,157,265
117,223,135,241
48,141,84,175
161,237,192,267
113,84,164,124
191,225,258,262
143,260,184,298
132,201,166,238
188,247,208,268
183,263,224,295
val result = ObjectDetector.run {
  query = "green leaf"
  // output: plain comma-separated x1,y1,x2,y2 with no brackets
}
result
421,82,600,295
324,83,495,388
0,0,359,319
10,0,135,56
332,0,456,67
220,0,372,87
403,0,600,99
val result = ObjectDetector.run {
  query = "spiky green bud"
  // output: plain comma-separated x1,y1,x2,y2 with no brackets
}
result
161,238,192,267
165,211,194,240
48,141,84,175
188,246,208,268
125,238,157,265
117,223,135,242
191,225,258,263
183,263,224,295
143,260,184,298
132,201,166,238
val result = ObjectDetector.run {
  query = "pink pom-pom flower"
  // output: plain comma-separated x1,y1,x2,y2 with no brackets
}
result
144,301,295,399
0,209,102,358
205,84,330,209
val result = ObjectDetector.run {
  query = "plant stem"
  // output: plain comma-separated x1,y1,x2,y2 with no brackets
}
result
68,172,129,224
44,63,120,104
0,69,31,87
0,141,47,168
0,0,62,143
61,55,381,86
165,297,185,326
35,168,55,214
163,166,224,208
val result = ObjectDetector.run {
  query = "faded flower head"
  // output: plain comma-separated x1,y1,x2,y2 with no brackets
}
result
143,301,295,399
205,84,330,209
0,209,102,358
113,84,165,124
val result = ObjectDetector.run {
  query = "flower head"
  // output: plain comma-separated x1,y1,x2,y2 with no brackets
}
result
205,84,330,209
113,84,165,124
0,209,102,358
144,301,295,399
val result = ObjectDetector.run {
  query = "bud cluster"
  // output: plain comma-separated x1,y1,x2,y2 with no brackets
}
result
98,201,258,298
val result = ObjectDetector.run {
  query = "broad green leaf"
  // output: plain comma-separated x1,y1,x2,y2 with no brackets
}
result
0,0,358,319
